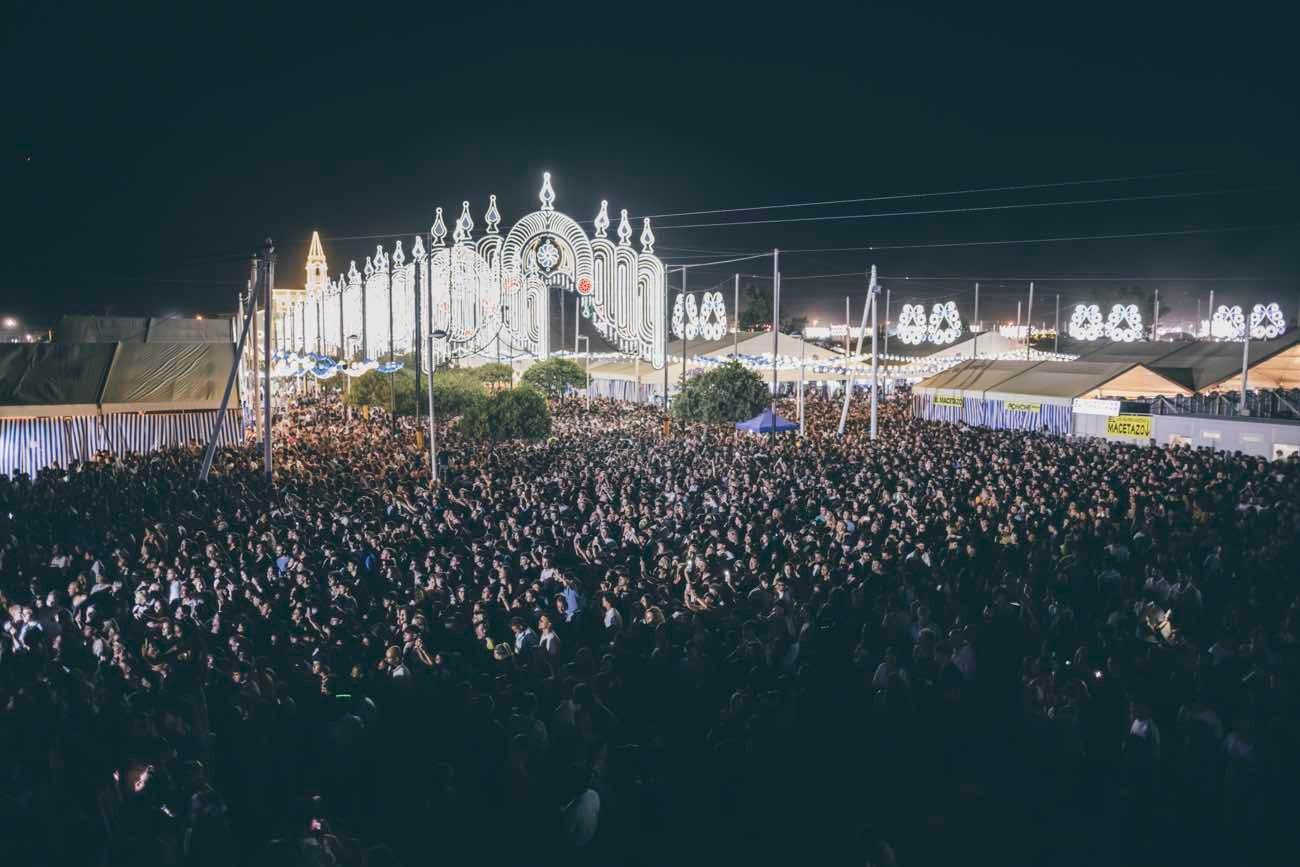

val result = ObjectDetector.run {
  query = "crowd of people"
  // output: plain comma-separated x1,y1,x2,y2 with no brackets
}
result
2,391,1297,866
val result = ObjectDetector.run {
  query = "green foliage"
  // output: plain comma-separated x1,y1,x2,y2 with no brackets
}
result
456,384,551,441
521,357,587,398
737,281,770,331
671,361,769,424
473,362,513,385
339,360,487,417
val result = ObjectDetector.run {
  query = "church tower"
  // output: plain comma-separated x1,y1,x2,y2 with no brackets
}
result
305,230,328,296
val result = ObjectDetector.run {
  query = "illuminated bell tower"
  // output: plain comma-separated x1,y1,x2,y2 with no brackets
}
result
306,230,328,296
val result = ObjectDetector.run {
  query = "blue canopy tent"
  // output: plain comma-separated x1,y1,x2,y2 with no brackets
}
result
735,408,798,434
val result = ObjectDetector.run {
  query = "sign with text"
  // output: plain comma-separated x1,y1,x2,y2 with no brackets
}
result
1073,397,1121,417
1005,401,1041,413
934,395,965,407
1106,414,1152,437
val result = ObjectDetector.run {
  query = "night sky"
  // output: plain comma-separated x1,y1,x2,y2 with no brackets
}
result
3,4,1296,328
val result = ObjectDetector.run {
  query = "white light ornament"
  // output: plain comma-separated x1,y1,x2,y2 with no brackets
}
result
697,291,727,341
1211,305,1245,340
926,302,963,344
896,304,929,345
1068,304,1104,341
672,293,699,340
1104,303,1144,342
1250,303,1286,340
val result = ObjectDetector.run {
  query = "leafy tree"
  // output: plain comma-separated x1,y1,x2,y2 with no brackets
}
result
473,362,513,386
341,361,486,417
457,384,551,441
521,357,587,398
737,281,771,331
672,361,769,424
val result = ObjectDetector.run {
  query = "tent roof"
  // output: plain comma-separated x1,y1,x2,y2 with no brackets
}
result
100,343,238,412
1070,332,1300,391
0,344,117,416
987,361,1140,400
0,342,238,416
55,315,233,344
736,408,797,432
913,359,1032,394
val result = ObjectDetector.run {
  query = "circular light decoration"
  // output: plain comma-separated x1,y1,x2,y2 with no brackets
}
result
671,293,700,340
1068,303,1104,341
697,291,728,341
1249,302,1286,340
1211,304,1245,340
926,301,963,344
1105,303,1144,342
897,303,929,345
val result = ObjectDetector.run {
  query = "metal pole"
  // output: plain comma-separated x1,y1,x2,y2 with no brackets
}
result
1196,298,1201,340
798,332,805,436
200,256,260,481
972,282,979,359
680,267,689,388
1239,326,1250,415
574,295,580,354
389,255,396,433
883,287,891,358
263,239,275,483
769,249,779,439
662,270,669,420
733,273,740,357
844,296,851,359
560,284,566,353
251,272,261,444
870,266,879,441
838,278,872,437
1151,288,1160,342
1207,289,1215,339
427,234,439,483
414,240,422,433
1024,282,1034,360
1054,293,1060,354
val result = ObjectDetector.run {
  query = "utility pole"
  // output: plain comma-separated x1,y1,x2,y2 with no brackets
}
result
1207,289,1215,339
769,250,779,439
262,239,275,484
1025,282,1034,360
200,254,260,482
883,287,891,358
1151,288,1160,342
1239,326,1250,415
681,267,689,388
972,282,979,359
1054,293,1060,354
870,266,879,441
798,331,806,436
844,296,851,359
838,269,874,438
733,273,740,357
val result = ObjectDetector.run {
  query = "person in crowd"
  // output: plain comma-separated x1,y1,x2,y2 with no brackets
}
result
0,392,1295,866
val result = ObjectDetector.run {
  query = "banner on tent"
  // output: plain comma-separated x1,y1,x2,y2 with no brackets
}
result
1107,415,1152,437
934,395,964,407
1073,398,1121,417
1005,401,1041,413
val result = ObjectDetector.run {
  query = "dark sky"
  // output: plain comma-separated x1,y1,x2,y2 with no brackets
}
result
3,4,1296,328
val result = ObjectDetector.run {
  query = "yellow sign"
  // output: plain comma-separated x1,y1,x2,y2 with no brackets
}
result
1005,401,1041,413
1107,414,1152,437
935,395,964,407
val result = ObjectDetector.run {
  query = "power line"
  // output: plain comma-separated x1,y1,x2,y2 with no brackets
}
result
622,169,1217,221
652,187,1286,231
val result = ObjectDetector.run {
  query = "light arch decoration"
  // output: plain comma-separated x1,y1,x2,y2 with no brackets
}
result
1068,303,1104,341
1211,304,1245,340
926,302,962,344
1105,303,1143,342
896,303,929,345
1250,302,1286,340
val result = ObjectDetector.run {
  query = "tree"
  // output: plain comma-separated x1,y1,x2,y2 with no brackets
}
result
737,281,771,331
521,357,587,398
473,362,513,387
672,361,769,424
341,360,487,417
457,384,551,441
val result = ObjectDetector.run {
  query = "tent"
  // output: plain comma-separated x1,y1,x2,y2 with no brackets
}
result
736,408,797,433
0,342,244,476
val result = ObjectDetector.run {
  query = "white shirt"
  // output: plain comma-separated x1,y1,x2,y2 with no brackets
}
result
539,630,560,656
561,789,601,847
603,607,623,630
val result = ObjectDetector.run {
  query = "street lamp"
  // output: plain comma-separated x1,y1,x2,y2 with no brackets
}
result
2,317,16,329
575,335,591,409
428,329,448,483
